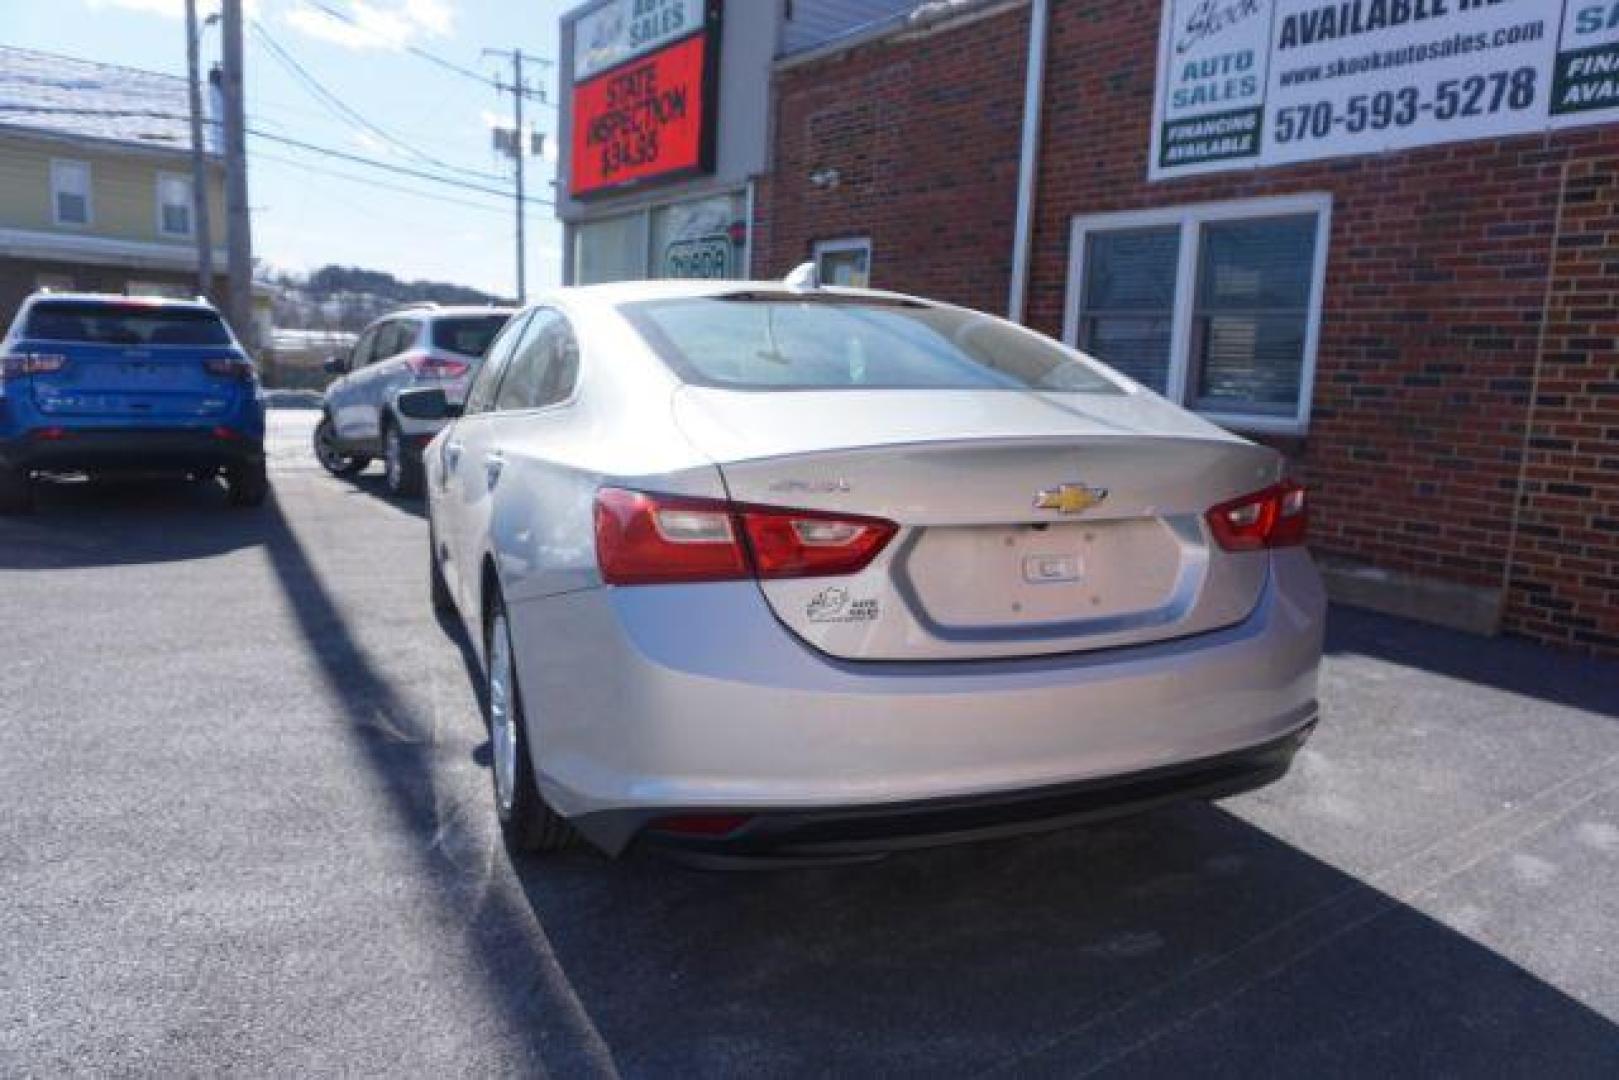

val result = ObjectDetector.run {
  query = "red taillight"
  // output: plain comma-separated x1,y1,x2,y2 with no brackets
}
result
594,487,898,586
649,814,752,837
29,426,69,441
212,425,241,441
404,352,470,379
1,352,67,378
1205,481,1308,552
741,506,898,578
202,356,256,381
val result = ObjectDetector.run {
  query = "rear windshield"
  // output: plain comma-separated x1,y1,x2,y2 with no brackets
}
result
432,315,510,358
619,296,1122,393
23,301,232,346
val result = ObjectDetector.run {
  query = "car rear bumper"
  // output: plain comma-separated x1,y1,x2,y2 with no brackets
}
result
0,428,265,473
583,722,1313,862
507,549,1327,857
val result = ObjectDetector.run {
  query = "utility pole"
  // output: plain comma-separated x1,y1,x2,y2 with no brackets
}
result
512,50,526,303
184,0,214,300
485,49,550,304
221,0,254,351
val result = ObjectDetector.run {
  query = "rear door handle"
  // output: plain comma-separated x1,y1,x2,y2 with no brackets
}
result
483,452,505,488
444,441,463,469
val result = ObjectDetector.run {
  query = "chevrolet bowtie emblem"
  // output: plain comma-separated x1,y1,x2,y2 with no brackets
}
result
1034,483,1108,514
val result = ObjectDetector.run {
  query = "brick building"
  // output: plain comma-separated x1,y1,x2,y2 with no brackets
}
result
559,0,1619,654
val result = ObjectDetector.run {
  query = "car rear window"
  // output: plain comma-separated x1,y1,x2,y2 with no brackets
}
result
619,295,1123,393
432,315,510,358
23,301,233,346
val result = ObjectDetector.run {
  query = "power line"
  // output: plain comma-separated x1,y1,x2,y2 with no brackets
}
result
246,127,553,206
251,148,515,215
250,18,505,184
293,0,524,92
0,104,552,207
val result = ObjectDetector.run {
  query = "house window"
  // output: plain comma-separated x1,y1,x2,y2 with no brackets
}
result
814,237,871,287
1066,195,1331,434
51,160,92,227
157,173,193,238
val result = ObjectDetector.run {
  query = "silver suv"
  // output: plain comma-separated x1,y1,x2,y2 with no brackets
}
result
314,305,514,496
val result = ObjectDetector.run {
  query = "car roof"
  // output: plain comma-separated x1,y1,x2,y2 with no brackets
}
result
373,306,518,322
25,291,218,312
542,279,927,308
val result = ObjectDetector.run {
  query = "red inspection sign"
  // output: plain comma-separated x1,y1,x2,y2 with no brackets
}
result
570,32,711,197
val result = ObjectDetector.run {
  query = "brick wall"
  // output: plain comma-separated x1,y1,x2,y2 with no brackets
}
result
755,3,1030,313
756,0,1619,653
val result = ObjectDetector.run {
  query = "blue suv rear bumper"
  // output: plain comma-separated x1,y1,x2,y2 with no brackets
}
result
0,423,264,475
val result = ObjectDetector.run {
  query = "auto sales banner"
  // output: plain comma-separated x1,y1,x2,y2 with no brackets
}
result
1151,0,1619,180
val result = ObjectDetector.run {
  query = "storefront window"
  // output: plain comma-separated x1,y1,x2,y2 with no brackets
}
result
1077,226,1178,395
574,212,649,285
652,194,745,280
1067,196,1329,434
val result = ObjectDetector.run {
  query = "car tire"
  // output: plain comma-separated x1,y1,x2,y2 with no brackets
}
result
313,415,368,477
382,417,423,498
0,465,33,514
485,592,576,854
227,460,269,508
429,525,455,617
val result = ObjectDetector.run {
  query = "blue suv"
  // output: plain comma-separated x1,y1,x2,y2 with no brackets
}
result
0,292,267,512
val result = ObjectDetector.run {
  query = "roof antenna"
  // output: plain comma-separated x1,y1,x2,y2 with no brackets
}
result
783,261,819,291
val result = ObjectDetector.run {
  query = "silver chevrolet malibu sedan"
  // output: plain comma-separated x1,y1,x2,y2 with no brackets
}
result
408,277,1325,863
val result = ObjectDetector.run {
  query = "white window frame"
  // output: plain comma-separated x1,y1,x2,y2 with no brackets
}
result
50,159,93,228
155,172,194,238
813,236,873,287
1063,193,1332,436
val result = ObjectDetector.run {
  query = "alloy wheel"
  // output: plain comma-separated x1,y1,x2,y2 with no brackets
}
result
488,612,518,815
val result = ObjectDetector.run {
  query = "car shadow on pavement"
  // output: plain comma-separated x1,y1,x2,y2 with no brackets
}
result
504,806,1619,1076
331,468,429,520
253,501,1618,1077
0,474,265,569
1327,605,1619,720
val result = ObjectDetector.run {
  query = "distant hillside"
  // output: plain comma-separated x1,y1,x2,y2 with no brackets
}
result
265,265,506,331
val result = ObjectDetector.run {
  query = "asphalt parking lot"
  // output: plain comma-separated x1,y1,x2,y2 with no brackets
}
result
2,408,1616,1077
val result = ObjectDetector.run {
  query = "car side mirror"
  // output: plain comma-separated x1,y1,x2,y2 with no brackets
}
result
323,355,350,375
396,387,461,421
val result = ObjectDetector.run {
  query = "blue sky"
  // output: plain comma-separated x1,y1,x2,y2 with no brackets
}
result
2,0,566,297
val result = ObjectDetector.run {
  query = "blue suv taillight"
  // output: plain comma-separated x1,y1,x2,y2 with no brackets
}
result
0,352,67,378
201,357,257,381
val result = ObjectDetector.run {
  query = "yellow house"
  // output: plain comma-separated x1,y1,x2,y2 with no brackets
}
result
0,46,228,327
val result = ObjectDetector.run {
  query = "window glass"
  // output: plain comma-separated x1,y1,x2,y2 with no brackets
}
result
1190,215,1316,415
349,326,380,368
622,296,1120,393
493,310,579,411
815,240,871,287
23,301,231,345
158,174,192,237
371,320,417,363
431,314,510,358
1077,226,1179,394
574,212,649,285
653,194,744,279
464,310,531,415
52,161,91,226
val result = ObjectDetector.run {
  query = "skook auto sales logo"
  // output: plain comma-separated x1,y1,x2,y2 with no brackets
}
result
1177,0,1263,54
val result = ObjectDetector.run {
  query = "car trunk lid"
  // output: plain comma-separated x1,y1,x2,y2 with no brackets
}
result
672,387,1282,661
27,342,241,421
